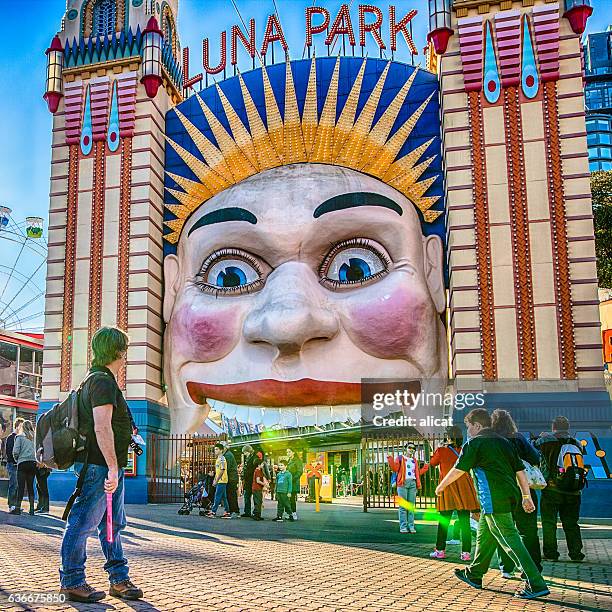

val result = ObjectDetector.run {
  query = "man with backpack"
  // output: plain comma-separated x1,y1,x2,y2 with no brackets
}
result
535,416,586,562
57,327,143,602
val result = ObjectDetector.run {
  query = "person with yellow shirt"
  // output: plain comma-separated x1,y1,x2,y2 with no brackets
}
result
206,443,230,518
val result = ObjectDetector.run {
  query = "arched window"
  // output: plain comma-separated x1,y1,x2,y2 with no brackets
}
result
93,0,116,37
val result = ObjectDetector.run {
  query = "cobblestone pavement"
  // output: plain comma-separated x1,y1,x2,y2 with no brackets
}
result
1,502,610,612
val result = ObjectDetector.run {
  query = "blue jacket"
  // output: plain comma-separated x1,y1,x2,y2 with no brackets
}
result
275,470,293,494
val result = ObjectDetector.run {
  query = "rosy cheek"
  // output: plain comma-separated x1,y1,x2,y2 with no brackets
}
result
344,285,432,359
171,300,242,362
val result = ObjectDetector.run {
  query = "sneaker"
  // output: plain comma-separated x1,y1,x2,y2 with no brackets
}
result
408,527,417,534
221,512,232,519
399,527,408,533
292,512,298,520
230,512,241,518
514,583,550,599
205,511,216,518
501,571,514,579
446,539,460,545
569,553,585,562
287,515,295,521
460,552,471,562
8,506,15,512
273,517,284,522
109,579,143,600
430,550,446,559
8,508,21,515
60,584,106,603
454,568,482,590
240,513,252,517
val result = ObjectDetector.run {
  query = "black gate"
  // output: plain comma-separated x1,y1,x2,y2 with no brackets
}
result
361,430,447,511
148,434,225,503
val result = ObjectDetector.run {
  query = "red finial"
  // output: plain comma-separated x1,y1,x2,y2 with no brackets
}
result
427,28,454,56
144,16,163,36
46,34,63,55
564,4,593,36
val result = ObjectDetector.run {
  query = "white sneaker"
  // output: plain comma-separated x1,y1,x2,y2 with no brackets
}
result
501,571,514,579
292,512,297,520
8,506,15,512
408,527,417,534
446,539,461,545
400,527,408,533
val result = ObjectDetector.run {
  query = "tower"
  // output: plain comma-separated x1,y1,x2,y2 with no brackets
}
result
42,0,183,501
432,1,606,415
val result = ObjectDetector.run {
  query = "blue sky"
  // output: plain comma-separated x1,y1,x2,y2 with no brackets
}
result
0,0,608,331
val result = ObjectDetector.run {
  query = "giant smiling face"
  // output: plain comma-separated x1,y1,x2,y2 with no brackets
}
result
163,164,447,434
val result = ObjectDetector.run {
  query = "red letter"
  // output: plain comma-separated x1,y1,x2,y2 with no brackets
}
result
231,19,256,66
389,6,417,54
260,14,288,56
203,31,227,75
325,4,356,47
182,47,203,90
306,6,330,47
359,5,385,49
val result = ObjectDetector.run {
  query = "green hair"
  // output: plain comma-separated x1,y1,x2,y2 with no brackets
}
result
91,327,129,368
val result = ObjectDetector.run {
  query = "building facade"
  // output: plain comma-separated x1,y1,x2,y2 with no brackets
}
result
40,0,610,510
584,27,612,170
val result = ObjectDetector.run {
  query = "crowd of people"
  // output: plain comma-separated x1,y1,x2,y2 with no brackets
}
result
1,325,592,605
387,408,587,600
201,442,304,522
2,417,51,515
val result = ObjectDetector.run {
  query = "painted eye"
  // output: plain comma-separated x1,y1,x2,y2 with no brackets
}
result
195,250,266,295
207,259,258,288
321,240,390,289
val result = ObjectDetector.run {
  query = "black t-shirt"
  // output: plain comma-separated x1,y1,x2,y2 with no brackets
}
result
455,429,524,514
78,367,133,468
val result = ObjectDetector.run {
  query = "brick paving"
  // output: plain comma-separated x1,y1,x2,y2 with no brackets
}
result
0,502,610,612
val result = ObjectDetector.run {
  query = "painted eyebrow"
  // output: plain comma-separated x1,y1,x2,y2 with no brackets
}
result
313,192,403,218
187,207,257,236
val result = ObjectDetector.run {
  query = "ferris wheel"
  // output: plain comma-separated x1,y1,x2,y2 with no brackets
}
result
0,207,47,333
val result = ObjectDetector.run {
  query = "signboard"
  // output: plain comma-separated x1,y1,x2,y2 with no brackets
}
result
183,4,419,86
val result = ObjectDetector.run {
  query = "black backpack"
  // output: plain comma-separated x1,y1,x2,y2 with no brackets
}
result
35,372,102,470
34,371,109,519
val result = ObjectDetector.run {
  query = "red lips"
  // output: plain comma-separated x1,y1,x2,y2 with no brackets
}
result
186,378,362,407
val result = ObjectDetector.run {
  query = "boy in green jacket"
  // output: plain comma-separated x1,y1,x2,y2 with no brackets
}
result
273,461,294,522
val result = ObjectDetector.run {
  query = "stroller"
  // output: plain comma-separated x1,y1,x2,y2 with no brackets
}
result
178,475,213,515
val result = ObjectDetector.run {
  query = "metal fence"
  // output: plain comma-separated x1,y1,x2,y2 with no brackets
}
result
148,434,225,503
361,430,447,511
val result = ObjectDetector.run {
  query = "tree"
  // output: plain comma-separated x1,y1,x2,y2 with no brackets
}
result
591,170,612,288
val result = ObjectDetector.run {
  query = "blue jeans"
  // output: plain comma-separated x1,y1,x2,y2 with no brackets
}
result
397,480,417,531
7,462,18,508
211,482,228,514
59,463,130,589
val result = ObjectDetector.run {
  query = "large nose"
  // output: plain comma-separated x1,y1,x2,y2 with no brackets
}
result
243,262,339,357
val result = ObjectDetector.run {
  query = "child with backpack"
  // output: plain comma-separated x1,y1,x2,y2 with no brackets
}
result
535,416,587,562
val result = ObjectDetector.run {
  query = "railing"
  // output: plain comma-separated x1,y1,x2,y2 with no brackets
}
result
361,430,447,511
148,434,225,503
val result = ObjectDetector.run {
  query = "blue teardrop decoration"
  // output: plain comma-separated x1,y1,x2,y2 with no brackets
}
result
483,21,501,104
521,15,539,99
107,81,120,152
81,86,93,156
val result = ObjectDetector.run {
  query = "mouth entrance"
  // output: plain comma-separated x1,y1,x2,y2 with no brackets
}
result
186,378,362,408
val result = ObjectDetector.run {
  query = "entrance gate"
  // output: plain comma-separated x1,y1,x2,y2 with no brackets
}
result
148,434,225,503
361,431,447,511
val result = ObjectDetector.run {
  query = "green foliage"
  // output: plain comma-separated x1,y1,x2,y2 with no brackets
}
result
591,170,612,288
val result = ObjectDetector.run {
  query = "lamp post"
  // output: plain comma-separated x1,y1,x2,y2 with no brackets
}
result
141,16,163,99
44,35,64,114
427,0,453,56
563,0,593,36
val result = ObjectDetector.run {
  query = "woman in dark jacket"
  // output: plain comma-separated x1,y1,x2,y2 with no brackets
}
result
491,409,543,576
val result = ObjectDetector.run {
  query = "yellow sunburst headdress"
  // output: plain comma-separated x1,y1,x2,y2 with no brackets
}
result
164,56,442,244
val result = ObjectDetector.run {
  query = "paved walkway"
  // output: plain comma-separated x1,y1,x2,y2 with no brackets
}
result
1,502,610,612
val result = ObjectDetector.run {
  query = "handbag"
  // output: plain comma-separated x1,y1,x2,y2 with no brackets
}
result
522,459,547,490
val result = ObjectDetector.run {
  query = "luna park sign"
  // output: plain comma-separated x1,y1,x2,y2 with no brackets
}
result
182,4,418,87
